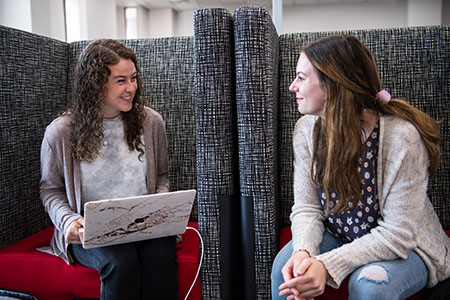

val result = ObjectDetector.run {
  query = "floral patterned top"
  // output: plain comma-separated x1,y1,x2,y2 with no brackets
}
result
292,115,449,288
318,121,382,243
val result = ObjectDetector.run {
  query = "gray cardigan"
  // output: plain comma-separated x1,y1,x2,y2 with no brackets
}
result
290,114,450,288
40,107,170,264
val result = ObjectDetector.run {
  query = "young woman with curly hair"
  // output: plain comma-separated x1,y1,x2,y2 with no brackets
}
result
271,35,450,300
40,39,176,300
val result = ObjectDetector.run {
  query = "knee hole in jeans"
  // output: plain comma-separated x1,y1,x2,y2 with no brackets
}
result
357,265,391,284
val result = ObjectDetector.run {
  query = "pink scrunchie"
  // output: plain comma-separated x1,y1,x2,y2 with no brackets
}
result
376,89,391,104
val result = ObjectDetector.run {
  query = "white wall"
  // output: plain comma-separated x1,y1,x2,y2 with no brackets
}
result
407,0,442,26
1,0,447,41
30,0,65,40
117,6,126,39
0,0,33,33
137,6,149,37
283,0,407,33
148,8,175,38
172,0,446,36
84,0,117,40
0,0,65,40
175,9,196,37
66,0,118,41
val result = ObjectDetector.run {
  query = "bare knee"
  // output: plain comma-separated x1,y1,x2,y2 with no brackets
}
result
349,265,393,300
357,265,390,284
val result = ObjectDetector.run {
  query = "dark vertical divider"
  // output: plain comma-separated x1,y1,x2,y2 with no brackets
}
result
240,195,255,299
194,8,239,300
234,6,280,300
219,195,243,299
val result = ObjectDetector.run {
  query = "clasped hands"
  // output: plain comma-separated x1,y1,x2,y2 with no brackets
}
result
279,250,327,300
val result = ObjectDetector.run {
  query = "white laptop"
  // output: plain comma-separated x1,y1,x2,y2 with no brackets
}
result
79,189,196,249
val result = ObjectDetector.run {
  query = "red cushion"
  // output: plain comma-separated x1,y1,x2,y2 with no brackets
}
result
279,227,450,300
177,222,202,300
0,222,201,300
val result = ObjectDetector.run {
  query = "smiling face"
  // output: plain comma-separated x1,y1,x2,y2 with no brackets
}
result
289,52,327,117
102,58,137,119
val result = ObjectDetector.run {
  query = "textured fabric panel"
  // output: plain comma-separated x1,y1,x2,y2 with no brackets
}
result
69,37,198,221
278,26,450,229
0,25,69,249
234,6,280,300
194,8,237,300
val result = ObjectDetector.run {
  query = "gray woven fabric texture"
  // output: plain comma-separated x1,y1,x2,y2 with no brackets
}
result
194,8,237,300
279,26,450,230
234,6,280,300
0,25,69,249
69,37,198,221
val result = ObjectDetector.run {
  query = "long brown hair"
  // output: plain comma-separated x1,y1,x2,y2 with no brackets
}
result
68,39,147,162
303,35,441,214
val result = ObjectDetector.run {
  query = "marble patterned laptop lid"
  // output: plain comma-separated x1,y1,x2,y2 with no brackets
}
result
80,189,196,249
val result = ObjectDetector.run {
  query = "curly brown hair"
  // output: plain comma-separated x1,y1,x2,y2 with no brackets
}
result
67,39,148,162
304,35,441,215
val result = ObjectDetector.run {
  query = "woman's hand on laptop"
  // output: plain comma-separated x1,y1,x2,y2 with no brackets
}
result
65,217,85,244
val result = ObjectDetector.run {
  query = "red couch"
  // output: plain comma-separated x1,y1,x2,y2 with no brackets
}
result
279,226,450,300
0,222,201,300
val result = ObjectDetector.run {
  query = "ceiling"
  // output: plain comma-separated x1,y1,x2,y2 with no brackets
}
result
116,0,375,11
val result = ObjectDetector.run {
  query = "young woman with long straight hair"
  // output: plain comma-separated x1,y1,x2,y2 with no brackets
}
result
271,34,449,300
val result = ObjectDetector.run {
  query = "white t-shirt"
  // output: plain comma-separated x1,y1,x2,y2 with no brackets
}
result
80,115,147,213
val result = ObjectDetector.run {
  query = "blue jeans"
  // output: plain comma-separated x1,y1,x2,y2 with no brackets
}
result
70,236,178,300
271,230,428,300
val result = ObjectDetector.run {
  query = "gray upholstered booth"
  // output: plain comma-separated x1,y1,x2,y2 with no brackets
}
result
1,25,69,249
194,8,240,300
234,6,280,300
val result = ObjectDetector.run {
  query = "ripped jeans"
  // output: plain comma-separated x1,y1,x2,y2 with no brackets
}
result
271,229,428,300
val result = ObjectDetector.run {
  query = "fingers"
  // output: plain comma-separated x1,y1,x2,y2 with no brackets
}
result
77,217,85,227
281,256,296,283
286,290,309,300
297,260,327,297
279,276,304,299
280,258,313,290
65,217,84,244
78,229,84,243
294,257,313,277
280,285,301,300
280,280,317,300
281,265,293,284
65,232,81,244
280,258,327,299
282,250,310,282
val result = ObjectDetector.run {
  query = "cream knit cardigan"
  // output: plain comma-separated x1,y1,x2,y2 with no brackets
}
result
290,114,450,288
